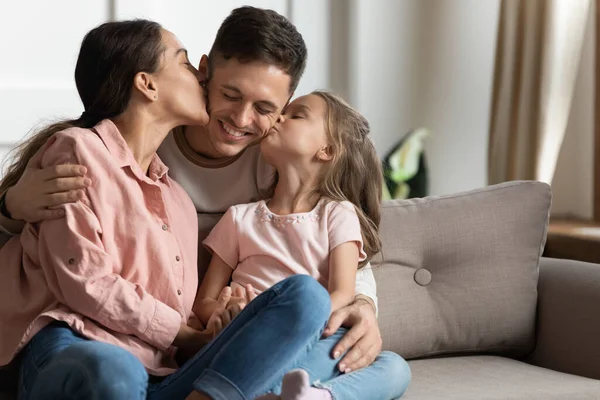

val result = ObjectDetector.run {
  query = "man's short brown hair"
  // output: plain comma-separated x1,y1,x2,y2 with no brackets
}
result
208,6,307,93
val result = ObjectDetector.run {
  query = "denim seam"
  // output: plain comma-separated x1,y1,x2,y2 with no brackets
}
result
26,344,43,375
193,368,245,400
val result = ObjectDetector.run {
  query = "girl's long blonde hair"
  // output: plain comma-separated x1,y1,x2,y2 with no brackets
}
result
314,90,382,267
265,90,383,267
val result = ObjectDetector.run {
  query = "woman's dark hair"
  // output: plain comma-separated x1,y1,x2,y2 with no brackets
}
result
0,19,164,195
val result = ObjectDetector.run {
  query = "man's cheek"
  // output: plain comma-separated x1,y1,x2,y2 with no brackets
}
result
268,112,281,128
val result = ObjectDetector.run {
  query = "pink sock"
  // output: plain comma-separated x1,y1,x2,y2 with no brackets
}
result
279,369,332,400
254,369,333,400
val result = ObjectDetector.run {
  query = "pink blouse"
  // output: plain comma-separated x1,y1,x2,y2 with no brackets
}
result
0,120,198,375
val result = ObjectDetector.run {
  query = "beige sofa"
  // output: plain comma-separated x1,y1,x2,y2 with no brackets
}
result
374,181,600,399
2,181,600,399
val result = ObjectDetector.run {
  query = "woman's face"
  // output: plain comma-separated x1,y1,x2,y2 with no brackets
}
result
152,30,209,127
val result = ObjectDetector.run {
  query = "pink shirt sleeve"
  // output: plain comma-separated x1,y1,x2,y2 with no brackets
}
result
203,206,239,269
328,201,367,262
37,135,181,351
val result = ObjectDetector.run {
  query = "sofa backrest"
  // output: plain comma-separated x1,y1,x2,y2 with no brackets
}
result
374,181,551,360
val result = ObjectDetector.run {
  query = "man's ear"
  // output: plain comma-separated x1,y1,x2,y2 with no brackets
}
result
317,145,334,162
133,72,158,101
199,55,209,84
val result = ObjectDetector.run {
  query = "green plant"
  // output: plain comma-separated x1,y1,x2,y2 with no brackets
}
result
382,128,430,200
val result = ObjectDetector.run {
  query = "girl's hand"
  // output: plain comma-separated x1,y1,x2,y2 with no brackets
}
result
206,286,232,336
226,284,257,313
187,314,205,331
207,284,256,336
175,287,237,364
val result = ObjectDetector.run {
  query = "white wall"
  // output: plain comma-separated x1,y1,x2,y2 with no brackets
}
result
0,0,111,168
0,0,330,171
417,0,500,196
115,1,289,69
2,0,503,198
348,0,423,155
339,0,500,196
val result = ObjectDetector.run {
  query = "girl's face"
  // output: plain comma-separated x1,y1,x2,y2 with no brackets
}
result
260,94,330,167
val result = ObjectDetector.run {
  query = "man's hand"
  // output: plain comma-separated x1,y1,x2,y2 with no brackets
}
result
322,296,381,373
5,164,90,222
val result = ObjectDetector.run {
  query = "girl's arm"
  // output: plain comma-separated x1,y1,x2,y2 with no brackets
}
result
328,242,360,313
193,253,234,325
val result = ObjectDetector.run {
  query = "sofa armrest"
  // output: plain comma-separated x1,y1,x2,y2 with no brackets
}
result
529,257,600,380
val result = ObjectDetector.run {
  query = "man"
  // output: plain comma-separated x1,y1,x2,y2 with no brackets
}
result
0,6,382,374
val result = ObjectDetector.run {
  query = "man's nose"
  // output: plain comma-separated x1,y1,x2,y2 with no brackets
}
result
231,105,253,128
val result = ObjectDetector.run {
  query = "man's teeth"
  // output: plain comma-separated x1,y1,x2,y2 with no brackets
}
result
222,122,245,137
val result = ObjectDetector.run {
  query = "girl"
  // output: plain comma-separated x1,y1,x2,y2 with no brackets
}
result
0,20,332,400
194,91,411,400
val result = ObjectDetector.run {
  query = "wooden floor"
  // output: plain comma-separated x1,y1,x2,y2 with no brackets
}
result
544,218,600,264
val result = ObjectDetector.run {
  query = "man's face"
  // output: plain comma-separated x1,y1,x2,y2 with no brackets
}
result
200,56,292,158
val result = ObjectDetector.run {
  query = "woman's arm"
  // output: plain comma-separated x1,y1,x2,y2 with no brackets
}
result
38,197,182,351
33,133,181,351
193,254,234,325
328,242,359,313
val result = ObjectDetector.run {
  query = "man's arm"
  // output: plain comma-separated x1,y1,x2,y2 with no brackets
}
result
354,293,377,314
0,164,89,235
0,193,24,234
323,263,381,373
354,264,378,316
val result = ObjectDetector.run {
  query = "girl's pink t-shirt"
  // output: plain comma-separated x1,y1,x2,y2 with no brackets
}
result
203,198,367,293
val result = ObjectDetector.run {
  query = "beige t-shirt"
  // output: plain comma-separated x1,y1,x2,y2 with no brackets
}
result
158,128,378,310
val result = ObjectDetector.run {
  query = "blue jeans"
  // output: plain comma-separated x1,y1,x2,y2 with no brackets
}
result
17,275,331,400
268,328,411,400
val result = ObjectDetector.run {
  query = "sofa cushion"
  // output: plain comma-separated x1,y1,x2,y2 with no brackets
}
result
402,356,600,400
374,181,551,359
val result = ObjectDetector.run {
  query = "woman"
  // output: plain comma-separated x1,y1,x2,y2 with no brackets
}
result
0,20,330,400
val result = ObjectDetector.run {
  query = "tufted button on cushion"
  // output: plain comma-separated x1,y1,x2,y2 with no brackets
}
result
414,269,432,286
